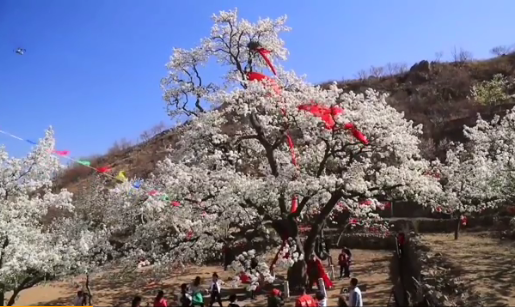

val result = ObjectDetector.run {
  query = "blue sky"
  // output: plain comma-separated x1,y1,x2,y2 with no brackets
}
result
0,0,513,160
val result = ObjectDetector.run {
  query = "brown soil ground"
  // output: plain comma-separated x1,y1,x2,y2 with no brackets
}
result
9,249,392,306
423,233,515,307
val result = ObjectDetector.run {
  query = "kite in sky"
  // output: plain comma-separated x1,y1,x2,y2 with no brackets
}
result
15,48,26,55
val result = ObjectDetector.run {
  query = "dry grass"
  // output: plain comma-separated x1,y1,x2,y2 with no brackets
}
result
10,249,392,306
423,233,515,307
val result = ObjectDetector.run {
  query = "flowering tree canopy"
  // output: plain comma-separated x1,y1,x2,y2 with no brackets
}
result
109,9,441,281
436,107,515,219
0,129,108,305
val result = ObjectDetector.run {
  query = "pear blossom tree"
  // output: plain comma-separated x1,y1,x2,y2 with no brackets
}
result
0,129,108,306
61,176,119,304
435,107,515,239
110,9,441,287
434,144,502,239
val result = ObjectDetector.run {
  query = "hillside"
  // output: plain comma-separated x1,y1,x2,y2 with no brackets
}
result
57,53,515,193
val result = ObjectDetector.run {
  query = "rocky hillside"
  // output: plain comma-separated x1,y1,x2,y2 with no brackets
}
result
57,53,515,193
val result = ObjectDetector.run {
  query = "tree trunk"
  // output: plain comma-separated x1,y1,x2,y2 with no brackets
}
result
0,291,4,306
287,260,307,291
6,290,19,306
454,216,461,240
271,217,308,290
85,274,93,305
279,192,341,291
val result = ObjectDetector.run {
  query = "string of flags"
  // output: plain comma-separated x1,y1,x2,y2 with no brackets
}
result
0,129,180,206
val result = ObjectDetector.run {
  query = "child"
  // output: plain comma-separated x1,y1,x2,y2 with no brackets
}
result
180,283,192,307
191,277,204,307
227,294,239,307
73,291,84,306
267,289,284,307
132,296,142,307
154,290,168,307
316,291,327,307
338,249,348,278
209,273,223,307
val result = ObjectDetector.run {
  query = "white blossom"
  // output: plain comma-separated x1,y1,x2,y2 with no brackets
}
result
435,107,515,215
108,9,441,278
0,128,105,304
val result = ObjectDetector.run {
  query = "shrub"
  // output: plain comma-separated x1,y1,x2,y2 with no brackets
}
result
469,74,512,105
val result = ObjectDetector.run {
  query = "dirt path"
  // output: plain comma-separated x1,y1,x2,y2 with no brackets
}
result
11,249,392,306
423,233,515,307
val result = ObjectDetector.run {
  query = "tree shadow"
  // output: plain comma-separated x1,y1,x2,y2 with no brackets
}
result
32,249,395,306
424,233,515,306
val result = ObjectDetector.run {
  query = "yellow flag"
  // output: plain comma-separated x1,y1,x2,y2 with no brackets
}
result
116,171,128,182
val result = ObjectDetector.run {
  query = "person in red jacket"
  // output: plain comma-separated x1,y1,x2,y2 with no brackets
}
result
397,232,405,256
338,248,351,278
295,286,318,307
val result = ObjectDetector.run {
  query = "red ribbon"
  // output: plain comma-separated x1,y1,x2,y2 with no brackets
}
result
255,48,276,75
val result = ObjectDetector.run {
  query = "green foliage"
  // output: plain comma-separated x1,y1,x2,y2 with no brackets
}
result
469,74,512,105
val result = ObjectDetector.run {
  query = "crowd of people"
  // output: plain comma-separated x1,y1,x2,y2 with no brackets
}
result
73,247,366,307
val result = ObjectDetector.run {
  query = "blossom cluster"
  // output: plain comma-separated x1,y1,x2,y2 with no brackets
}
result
229,249,275,291
0,128,111,300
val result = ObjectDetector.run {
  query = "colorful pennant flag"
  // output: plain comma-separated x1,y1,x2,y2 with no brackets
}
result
77,160,91,167
115,171,128,182
96,166,112,173
0,128,187,209
53,150,70,156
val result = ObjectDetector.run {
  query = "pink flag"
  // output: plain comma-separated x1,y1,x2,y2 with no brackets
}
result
53,150,70,156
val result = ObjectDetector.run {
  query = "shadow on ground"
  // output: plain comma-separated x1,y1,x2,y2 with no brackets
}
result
424,233,515,307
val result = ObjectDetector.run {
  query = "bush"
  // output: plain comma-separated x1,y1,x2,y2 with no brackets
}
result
469,74,512,105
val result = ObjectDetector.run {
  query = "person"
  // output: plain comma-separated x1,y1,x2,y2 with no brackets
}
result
338,295,348,307
338,249,348,279
295,286,317,307
209,273,223,307
180,283,193,307
343,247,352,277
343,247,352,260
267,289,284,307
132,296,143,307
227,294,240,307
191,276,205,307
154,290,168,307
81,292,91,306
73,290,84,306
397,232,405,256
348,278,363,307
306,254,319,291
315,290,327,307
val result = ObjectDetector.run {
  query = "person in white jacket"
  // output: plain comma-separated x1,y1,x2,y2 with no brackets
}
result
316,290,327,307
348,278,363,307
209,273,223,307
